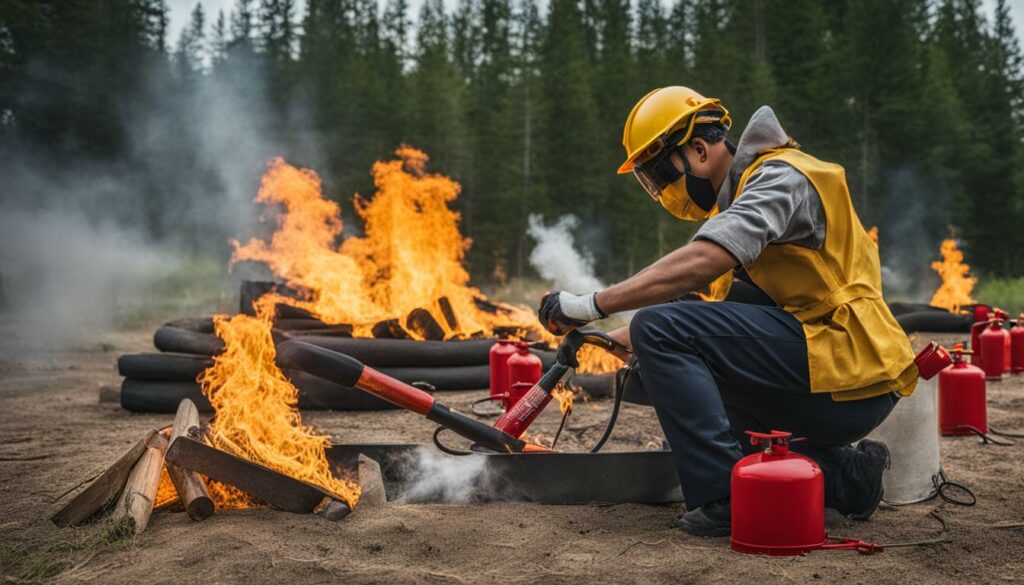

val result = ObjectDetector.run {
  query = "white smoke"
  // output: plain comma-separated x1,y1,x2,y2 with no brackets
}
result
0,209,175,353
397,448,492,504
527,214,605,293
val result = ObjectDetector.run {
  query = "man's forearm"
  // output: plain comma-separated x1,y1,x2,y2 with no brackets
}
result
595,240,736,314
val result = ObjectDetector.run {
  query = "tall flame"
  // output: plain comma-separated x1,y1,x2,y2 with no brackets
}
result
930,238,976,312
232,147,617,373
197,297,360,508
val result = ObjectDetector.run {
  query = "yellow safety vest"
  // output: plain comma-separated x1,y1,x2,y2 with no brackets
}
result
723,147,918,401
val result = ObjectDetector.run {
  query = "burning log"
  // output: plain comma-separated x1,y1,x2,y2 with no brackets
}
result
371,318,413,340
405,308,446,341
113,432,169,534
437,297,458,331
51,429,156,527
166,435,343,514
154,326,225,356
166,400,214,521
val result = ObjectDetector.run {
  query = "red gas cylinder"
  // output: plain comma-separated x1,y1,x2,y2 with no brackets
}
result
506,342,542,392
731,431,879,556
505,381,533,411
938,347,987,435
1011,315,1024,373
489,339,517,402
996,309,1012,373
980,319,1008,380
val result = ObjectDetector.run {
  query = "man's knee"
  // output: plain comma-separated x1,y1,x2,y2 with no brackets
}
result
630,303,696,354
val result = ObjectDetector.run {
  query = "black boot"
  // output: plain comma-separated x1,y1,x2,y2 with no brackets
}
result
673,499,730,537
843,439,890,520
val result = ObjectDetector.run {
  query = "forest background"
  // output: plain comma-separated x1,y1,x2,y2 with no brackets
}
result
3,0,1024,323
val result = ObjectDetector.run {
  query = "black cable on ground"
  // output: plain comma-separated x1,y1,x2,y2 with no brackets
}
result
989,426,1024,439
550,410,570,450
934,470,977,506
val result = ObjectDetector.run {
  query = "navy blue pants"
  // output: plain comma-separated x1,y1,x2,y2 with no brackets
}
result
628,301,898,512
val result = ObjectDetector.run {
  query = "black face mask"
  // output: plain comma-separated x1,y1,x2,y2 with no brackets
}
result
679,149,718,212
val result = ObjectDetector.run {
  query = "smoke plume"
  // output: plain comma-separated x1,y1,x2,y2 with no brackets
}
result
527,214,606,293
396,448,493,504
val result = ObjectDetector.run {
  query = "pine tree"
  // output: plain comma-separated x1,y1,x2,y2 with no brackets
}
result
174,2,206,76
210,9,228,67
229,0,256,51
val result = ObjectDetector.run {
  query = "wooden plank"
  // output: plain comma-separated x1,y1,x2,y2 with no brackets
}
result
51,429,155,527
112,433,169,534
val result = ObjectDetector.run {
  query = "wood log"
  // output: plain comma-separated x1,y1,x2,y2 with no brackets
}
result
51,430,155,527
405,308,446,340
112,433,169,534
167,400,214,521
371,318,413,340
437,297,459,331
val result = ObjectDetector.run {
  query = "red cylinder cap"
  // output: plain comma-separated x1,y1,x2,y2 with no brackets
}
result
514,341,531,353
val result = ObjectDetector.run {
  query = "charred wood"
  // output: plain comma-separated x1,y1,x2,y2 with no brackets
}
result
437,297,458,331
405,308,446,340
371,319,413,340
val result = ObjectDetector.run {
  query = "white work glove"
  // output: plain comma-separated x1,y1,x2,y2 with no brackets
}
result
537,291,607,335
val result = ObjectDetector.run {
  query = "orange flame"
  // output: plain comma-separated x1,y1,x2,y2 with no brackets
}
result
232,147,616,373
197,301,359,508
930,238,976,312
867,226,878,246
553,385,574,416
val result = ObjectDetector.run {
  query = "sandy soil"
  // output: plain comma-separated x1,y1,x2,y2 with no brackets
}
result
1,324,1023,584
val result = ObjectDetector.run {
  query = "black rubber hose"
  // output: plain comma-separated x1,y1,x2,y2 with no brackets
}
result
888,302,950,317
119,372,399,413
276,340,365,387
273,319,353,334
164,317,215,333
118,352,213,380
896,311,972,333
299,336,556,368
153,326,225,356
590,364,631,453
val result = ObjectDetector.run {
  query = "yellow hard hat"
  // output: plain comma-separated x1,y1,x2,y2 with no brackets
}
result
617,86,731,174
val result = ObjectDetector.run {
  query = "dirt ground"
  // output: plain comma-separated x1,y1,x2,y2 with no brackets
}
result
1,324,1023,584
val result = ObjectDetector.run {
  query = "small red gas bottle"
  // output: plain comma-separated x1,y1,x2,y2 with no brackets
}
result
731,431,880,556
731,431,825,555
506,342,542,393
980,318,1008,380
938,346,987,435
1011,315,1024,374
489,339,517,402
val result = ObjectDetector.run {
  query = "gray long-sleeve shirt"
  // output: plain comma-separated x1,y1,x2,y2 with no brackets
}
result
693,106,826,267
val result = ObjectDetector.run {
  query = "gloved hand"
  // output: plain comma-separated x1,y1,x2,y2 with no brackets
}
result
537,291,607,335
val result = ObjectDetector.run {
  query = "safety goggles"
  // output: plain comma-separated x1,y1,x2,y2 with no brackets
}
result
632,128,691,201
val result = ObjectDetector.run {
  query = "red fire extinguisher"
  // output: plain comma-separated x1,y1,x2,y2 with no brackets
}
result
506,342,542,396
996,309,1012,374
497,343,547,438
1011,315,1024,374
980,318,1008,381
731,430,880,556
489,339,517,403
938,346,987,435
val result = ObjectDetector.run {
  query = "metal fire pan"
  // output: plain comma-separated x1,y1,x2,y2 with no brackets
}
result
327,443,682,505
167,436,335,513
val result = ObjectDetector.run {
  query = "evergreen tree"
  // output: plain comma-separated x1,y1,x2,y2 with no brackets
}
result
174,3,206,76
210,9,228,67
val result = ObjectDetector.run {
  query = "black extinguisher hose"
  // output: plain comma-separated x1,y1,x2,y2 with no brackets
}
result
589,359,632,453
